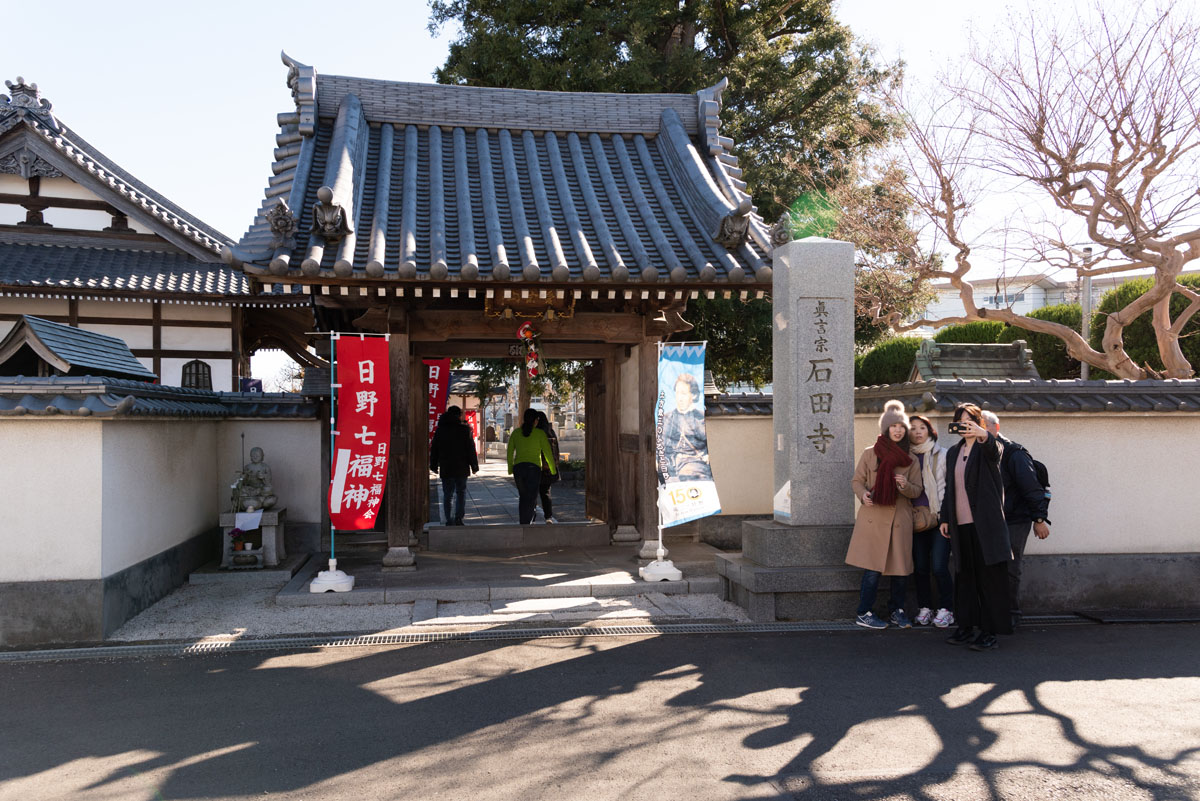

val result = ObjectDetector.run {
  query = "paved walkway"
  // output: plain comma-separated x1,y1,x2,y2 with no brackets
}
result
428,459,586,525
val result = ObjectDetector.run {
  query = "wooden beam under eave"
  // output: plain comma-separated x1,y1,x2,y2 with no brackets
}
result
408,311,645,343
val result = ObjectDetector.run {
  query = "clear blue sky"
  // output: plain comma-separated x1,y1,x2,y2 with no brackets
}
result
3,0,1020,239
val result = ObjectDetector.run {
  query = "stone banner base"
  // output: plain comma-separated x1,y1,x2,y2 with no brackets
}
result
716,518,858,622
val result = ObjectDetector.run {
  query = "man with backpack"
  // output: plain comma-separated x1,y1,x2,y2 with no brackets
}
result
982,411,1051,629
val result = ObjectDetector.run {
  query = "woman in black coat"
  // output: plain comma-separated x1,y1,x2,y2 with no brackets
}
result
939,402,1013,650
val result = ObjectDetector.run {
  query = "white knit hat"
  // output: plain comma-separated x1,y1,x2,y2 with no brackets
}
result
878,399,910,434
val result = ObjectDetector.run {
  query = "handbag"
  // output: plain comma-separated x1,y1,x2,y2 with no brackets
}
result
912,505,938,532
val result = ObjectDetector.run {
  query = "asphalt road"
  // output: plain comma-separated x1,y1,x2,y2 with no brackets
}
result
1,623,1198,801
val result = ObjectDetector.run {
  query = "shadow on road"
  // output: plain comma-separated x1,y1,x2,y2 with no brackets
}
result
1,624,1198,799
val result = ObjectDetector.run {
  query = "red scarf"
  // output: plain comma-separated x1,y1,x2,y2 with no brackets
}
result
871,434,913,507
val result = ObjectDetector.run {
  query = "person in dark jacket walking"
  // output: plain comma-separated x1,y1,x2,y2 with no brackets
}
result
535,411,561,523
982,411,1051,628
940,402,1013,651
429,405,479,526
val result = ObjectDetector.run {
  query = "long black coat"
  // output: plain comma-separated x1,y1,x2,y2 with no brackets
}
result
429,419,479,479
940,432,1012,566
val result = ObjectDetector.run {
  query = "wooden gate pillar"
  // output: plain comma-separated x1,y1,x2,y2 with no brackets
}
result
383,306,416,570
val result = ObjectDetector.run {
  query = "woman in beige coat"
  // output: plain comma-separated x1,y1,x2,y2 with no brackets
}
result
846,400,923,630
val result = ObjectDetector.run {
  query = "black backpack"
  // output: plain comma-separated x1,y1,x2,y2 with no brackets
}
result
1031,458,1051,501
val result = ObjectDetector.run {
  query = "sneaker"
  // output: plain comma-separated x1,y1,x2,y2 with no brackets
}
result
915,607,933,626
933,608,955,628
854,612,888,630
969,633,1000,652
890,609,913,629
545,516,558,524
946,627,977,646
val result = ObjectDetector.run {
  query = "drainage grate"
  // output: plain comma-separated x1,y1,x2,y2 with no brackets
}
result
0,617,1093,664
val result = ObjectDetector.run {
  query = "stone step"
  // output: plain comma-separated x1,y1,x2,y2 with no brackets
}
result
426,522,610,552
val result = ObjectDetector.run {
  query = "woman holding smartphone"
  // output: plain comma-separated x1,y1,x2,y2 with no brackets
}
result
940,402,1013,651
847,400,924,630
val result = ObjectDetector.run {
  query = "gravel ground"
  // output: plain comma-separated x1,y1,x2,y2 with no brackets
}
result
108,582,751,642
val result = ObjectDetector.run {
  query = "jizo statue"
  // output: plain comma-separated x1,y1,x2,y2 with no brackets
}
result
232,447,278,512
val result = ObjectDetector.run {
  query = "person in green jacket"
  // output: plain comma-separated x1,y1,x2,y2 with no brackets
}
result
507,408,557,524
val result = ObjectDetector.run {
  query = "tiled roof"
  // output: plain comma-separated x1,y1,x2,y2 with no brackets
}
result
0,315,156,380
705,393,773,416
0,78,230,256
0,376,317,418
854,378,1200,414
225,55,773,287
910,339,1040,381
0,239,251,295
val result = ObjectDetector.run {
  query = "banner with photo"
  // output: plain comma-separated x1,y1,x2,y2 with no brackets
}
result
655,343,721,527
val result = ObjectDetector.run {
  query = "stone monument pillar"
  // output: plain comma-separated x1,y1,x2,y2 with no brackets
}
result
715,237,861,621
772,237,855,526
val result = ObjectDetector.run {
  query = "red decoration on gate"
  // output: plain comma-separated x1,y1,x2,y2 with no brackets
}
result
328,335,391,530
424,358,451,449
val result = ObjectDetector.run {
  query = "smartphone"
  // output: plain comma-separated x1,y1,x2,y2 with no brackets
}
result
948,421,969,434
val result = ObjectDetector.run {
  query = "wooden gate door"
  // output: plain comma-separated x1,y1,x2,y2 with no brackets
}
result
584,360,607,521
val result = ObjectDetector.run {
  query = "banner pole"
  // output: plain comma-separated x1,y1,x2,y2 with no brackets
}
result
311,331,355,592
640,340,682,582
330,332,337,563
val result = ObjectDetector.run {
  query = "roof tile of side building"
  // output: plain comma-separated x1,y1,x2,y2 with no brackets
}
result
0,376,318,418
0,78,231,257
0,239,251,295
225,54,773,287
0,314,157,380
854,378,1200,414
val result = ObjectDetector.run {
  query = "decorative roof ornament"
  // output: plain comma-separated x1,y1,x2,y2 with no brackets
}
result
280,52,317,137
713,211,750,249
770,211,796,248
266,198,297,248
0,77,60,134
311,186,351,243
0,147,63,179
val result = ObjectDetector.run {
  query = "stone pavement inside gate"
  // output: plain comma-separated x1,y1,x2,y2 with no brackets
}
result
426,458,586,525
108,456,748,643
111,540,747,643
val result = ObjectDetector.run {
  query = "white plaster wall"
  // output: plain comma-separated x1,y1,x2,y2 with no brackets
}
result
215,420,323,523
0,297,70,318
161,326,230,350
854,412,1200,555
707,416,773,515
0,421,104,581
76,300,153,319
161,305,229,322
83,324,153,349
100,421,219,577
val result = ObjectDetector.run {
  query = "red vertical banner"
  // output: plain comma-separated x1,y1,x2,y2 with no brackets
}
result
463,409,480,453
328,335,391,530
424,358,451,449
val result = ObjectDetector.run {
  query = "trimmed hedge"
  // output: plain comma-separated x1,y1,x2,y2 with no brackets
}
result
856,336,923,386
1087,274,1200,378
997,303,1083,380
932,320,1005,344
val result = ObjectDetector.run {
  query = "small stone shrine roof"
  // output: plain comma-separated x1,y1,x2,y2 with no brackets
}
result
909,339,1040,382
224,54,774,288
0,315,157,380
855,378,1200,415
0,376,317,418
